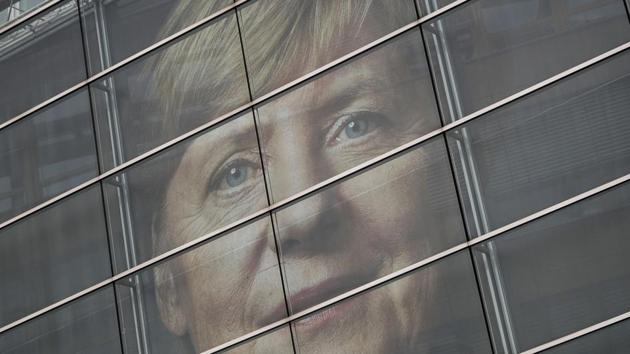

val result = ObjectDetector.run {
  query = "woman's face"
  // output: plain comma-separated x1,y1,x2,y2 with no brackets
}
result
156,34,463,353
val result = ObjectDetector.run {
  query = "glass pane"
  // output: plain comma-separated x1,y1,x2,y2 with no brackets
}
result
0,0,86,124
256,30,441,202
116,217,287,354
423,0,630,121
223,326,294,354
238,0,418,98
292,251,491,353
446,50,630,236
273,138,466,315
79,0,230,75
543,319,630,354
0,286,121,354
103,112,267,273
0,88,99,224
89,11,248,170
0,185,112,327
473,182,630,351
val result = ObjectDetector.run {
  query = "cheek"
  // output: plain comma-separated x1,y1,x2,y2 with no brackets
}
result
339,157,426,252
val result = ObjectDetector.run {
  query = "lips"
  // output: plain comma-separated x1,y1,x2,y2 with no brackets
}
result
258,269,376,331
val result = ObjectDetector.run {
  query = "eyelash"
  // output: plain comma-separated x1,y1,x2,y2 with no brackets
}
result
326,110,387,146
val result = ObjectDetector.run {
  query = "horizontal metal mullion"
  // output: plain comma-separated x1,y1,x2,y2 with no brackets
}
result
0,0,473,232
201,172,630,354
0,0,63,36
0,36,628,336
520,309,630,354
0,0,250,132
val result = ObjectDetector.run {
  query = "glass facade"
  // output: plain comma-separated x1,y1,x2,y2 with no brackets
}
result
0,0,629,353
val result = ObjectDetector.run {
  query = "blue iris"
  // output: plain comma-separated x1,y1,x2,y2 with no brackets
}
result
344,118,369,139
225,165,248,187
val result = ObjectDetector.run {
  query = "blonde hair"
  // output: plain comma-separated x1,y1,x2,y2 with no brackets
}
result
149,0,416,142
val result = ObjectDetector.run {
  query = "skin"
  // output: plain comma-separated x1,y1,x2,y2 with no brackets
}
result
154,33,464,353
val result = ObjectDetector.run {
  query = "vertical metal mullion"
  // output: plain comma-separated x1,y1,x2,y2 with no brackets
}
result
74,0,125,353
623,0,630,24
233,7,298,352
418,6,521,353
80,1,151,352
417,12,498,351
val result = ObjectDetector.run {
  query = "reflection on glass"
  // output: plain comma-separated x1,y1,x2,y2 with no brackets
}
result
423,0,630,120
447,50,630,235
274,139,466,316
0,0,49,27
118,218,286,354
0,88,99,224
0,286,121,354
474,182,630,350
238,0,418,98
292,252,491,353
0,185,111,328
103,112,267,273
0,0,86,124
256,30,441,202
90,11,248,170
79,0,230,75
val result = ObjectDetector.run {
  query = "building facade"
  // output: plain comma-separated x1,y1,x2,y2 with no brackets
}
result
1,0,630,353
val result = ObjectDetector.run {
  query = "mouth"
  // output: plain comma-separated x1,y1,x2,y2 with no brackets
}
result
259,270,376,331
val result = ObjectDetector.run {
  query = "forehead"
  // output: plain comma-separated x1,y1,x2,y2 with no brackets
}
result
257,44,412,120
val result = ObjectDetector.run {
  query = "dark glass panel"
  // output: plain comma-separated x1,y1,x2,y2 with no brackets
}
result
423,0,630,121
0,286,121,354
544,318,630,354
0,185,111,328
474,182,630,350
0,0,86,124
0,88,99,224
447,50,630,236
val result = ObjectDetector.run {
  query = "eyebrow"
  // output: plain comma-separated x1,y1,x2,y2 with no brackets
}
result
314,76,384,117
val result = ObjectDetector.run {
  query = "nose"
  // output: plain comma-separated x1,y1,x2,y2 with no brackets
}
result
264,121,341,257
273,187,341,258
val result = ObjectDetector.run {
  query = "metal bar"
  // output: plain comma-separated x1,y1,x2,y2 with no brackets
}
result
0,0,61,36
201,171,630,354
520,309,630,354
0,0,474,233
1,37,629,336
0,0,251,132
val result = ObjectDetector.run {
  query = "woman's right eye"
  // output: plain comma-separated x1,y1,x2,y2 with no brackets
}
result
211,158,260,194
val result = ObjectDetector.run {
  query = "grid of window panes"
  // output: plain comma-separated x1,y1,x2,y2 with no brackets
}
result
0,0,629,353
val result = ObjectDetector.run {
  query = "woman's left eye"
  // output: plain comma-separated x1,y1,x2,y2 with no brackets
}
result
343,117,370,139
225,164,249,187
330,111,384,145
